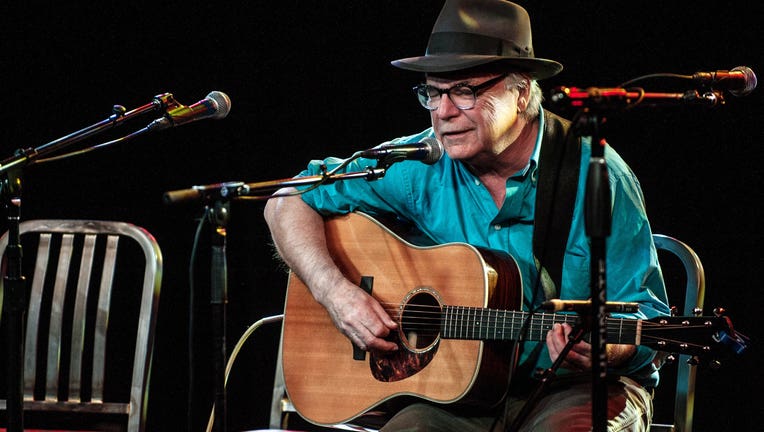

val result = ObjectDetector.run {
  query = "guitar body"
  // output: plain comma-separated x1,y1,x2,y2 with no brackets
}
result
281,212,522,425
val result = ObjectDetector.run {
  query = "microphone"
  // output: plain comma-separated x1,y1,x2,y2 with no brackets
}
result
148,91,232,131
359,137,444,165
692,66,757,96
541,299,640,313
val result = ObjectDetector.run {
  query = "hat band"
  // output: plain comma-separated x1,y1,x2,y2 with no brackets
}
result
426,31,530,58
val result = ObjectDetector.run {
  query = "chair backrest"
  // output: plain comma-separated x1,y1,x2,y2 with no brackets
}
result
0,220,162,432
650,234,705,432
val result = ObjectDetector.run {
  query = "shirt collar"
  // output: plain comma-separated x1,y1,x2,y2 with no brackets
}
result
509,110,544,181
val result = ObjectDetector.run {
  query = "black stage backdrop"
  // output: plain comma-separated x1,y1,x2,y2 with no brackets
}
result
2,1,762,431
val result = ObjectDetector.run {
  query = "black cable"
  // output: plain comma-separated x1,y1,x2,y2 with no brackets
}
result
32,127,151,165
618,72,692,88
187,213,207,432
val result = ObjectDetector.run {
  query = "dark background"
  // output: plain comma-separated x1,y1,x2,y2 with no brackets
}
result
2,1,762,431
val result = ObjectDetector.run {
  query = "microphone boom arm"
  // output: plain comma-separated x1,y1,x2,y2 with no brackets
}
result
0,93,174,174
549,87,724,111
164,166,388,205
163,143,429,205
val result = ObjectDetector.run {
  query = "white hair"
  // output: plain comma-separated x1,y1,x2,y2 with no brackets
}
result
506,72,543,121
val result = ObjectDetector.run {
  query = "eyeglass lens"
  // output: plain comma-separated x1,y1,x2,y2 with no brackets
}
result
417,85,477,110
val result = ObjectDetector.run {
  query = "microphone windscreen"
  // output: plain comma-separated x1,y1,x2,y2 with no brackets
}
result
207,91,232,119
730,66,757,96
420,137,444,165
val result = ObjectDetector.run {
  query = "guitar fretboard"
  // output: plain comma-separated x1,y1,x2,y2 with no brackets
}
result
441,306,641,345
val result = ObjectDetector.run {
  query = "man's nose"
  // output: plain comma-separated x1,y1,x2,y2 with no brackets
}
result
435,93,461,117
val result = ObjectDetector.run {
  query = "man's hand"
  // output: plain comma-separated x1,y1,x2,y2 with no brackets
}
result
264,194,399,353
546,322,637,370
321,279,399,353
546,322,591,371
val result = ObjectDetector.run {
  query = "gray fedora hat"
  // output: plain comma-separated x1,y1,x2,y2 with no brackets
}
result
391,0,562,79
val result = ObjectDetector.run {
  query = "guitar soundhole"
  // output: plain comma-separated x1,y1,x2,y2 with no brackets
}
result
400,290,441,352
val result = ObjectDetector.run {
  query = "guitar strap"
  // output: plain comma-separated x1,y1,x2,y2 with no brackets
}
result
503,111,583,406
532,109,582,299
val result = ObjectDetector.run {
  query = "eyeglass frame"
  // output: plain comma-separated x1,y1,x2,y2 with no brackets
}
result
412,73,509,111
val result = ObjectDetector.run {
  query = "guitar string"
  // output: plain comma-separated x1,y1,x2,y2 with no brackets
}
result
374,302,717,349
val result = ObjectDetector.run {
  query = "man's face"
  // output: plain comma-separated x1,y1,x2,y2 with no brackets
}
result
426,71,525,162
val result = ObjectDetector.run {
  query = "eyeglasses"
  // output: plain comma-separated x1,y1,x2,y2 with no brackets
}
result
413,74,508,111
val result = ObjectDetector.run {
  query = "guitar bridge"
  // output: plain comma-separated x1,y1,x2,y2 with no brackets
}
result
352,276,375,361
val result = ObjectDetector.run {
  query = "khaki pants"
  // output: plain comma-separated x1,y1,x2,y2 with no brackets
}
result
380,376,653,432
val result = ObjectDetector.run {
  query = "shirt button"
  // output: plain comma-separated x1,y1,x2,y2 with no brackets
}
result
493,224,501,231
474,179,481,186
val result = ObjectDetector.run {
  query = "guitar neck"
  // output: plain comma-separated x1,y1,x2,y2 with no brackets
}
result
441,306,641,345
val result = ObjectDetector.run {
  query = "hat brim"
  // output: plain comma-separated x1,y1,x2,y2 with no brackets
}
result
391,54,563,79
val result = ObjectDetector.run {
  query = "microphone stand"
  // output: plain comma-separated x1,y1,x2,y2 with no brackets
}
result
578,110,610,432
1,168,25,432
208,199,230,432
543,85,727,431
164,162,389,432
0,94,170,432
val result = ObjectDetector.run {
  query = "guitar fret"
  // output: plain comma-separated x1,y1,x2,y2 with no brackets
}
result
456,306,461,338
501,311,507,340
479,308,485,339
487,308,492,339
486,308,491,339
618,318,624,344
510,311,517,340
441,306,446,338
492,308,498,340
487,308,492,338
463,307,468,339
475,308,480,339
442,306,449,338
466,307,472,339
473,307,478,339
466,306,471,339
455,306,460,339
479,308,483,339
448,306,454,339
448,306,454,338
539,313,545,340
541,313,548,340
635,319,641,345
540,313,549,340
455,306,467,339
467,306,473,339
455,306,461,339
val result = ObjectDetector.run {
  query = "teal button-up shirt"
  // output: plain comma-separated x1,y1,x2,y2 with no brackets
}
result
298,111,670,387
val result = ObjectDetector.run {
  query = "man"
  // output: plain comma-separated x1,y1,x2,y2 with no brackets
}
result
264,0,670,430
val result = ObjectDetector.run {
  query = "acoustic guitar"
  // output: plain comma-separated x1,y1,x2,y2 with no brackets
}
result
280,212,746,426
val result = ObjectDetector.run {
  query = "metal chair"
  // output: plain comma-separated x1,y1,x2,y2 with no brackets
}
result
0,220,162,432
650,234,705,432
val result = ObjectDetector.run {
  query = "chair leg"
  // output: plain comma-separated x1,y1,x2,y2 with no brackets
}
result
270,347,289,429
